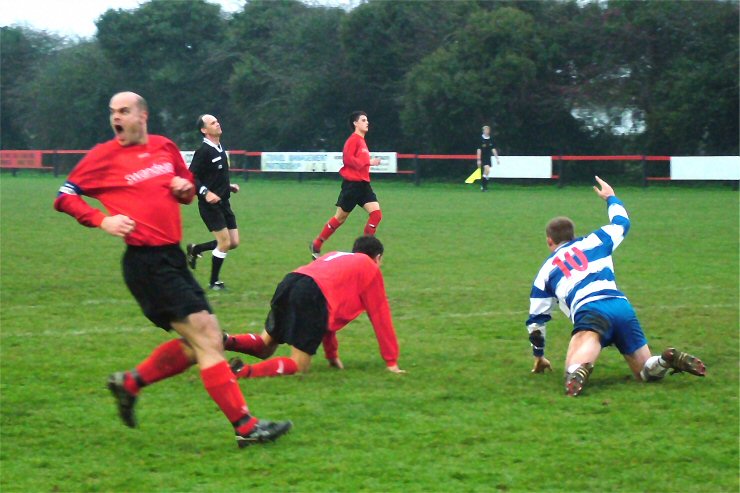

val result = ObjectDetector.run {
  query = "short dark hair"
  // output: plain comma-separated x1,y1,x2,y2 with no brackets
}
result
546,217,575,245
352,235,384,258
349,111,367,130
196,114,207,136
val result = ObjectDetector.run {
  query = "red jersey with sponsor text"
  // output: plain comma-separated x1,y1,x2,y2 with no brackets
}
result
294,251,399,366
53,135,194,246
339,132,372,182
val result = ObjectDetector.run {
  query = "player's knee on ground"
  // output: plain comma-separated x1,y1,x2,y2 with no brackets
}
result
290,349,312,373
293,358,311,373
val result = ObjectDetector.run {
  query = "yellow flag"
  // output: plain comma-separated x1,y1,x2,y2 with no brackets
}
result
465,167,481,184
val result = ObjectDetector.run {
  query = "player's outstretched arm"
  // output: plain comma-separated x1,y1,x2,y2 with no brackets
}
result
593,175,615,200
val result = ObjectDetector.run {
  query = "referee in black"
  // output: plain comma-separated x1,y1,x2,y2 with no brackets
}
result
186,114,240,290
476,125,500,192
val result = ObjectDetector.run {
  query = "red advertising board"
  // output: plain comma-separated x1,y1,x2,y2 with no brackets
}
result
0,151,43,168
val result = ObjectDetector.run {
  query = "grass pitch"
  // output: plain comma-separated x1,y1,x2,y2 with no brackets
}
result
1,175,738,492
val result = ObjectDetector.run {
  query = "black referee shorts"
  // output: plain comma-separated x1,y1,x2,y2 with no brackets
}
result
123,244,212,331
336,180,378,213
265,273,329,355
198,198,237,232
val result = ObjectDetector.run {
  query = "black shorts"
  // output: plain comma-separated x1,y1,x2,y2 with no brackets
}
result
336,180,378,213
198,198,237,232
265,273,328,355
123,244,212,331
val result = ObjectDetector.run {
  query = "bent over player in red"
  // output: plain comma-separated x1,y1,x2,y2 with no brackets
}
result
53,91,291,448
227,235,405,377
310,111,384,259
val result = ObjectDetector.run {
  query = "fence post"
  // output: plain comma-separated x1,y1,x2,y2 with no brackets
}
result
642,155,648,188
414,154,421,186
53,151,59,177
557,157,564,188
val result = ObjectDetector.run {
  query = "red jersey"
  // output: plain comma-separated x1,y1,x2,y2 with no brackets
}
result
53,135,195,246
294,252,399,366
339,132,372,182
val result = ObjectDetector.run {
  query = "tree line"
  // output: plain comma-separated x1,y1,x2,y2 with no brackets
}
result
1,0,738,157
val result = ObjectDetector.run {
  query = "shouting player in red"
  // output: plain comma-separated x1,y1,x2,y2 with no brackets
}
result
53,91,291,448
226,235,405,377
310,111,383,259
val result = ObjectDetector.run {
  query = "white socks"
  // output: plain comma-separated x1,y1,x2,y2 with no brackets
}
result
212,248,228,259
640,355,669,381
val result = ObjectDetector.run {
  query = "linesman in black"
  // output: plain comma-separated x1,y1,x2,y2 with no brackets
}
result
186,114,240,290
476,125,500,192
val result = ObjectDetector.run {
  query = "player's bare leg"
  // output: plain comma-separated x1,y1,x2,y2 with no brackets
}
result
227,228,240,250
311,207,350,258
290,346,312,373
564,330,601,396
624,344,653,380
171,311,225,368
362,201,382,235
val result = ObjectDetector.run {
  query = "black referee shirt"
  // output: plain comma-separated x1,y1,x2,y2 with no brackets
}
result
190,138,231,201
478,135,496,161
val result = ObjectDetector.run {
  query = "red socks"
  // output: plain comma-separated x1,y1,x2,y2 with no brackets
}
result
235,357,299,379
224,333,267,357
201,361,257,435
124,339,194,395
364,210,382,235
314,217,342,251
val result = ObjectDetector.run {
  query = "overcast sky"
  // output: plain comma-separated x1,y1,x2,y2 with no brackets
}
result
0,0,356,38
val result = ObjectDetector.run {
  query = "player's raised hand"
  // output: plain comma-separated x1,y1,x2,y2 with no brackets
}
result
387,364,407,374
593,176,615,200
101,214,136,237
532,356,552,373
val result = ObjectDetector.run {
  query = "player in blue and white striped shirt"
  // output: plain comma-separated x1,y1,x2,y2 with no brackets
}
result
526,176,706,396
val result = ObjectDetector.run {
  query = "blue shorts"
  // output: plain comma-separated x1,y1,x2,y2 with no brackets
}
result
572,298,647,355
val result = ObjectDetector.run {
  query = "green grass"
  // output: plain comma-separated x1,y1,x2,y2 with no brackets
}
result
1,175,738,493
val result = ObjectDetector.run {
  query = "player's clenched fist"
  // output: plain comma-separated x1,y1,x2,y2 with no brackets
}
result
170,176,194,199
101,214,136,237
532,356,552,373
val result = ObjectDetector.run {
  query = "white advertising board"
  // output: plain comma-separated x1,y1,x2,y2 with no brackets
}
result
261,152,397,173
488,156,553,179
181,151,195,167
670,156,740,180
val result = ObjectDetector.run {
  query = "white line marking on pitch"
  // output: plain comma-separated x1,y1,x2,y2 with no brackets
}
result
1,304,734,338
